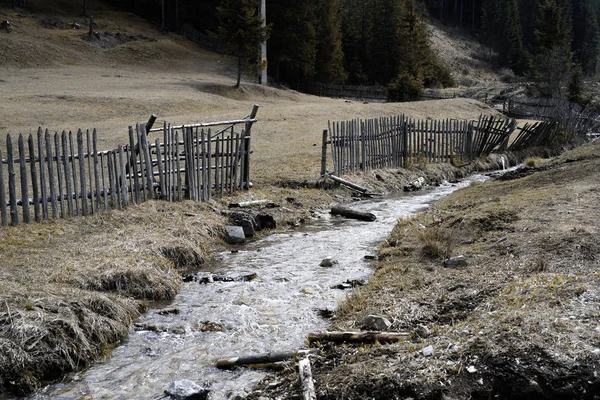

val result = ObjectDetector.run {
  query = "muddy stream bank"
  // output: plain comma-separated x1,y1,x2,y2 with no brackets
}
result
30,175,489,400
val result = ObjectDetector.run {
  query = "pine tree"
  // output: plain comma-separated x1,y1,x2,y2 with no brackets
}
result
266,0,318,85
314,0,347,84
531,0,574,98
481,0,527,74
215,0,271,88
572,0,600,76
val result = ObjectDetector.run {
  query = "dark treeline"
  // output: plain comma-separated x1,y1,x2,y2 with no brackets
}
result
101,0,595,100
104,0,453,98
423,0,599,97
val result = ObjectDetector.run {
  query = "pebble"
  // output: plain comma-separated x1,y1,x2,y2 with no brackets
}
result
422,345,434,357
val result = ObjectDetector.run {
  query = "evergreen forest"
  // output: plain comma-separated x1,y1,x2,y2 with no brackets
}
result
107,0,600,100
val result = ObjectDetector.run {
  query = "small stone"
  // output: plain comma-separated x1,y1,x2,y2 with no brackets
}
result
422,345,434,357
319,258,339,267
361,314,392,331
224,225,245,244
404,177,425,192
301,288,313,294
170,327,186,335
466,365,477,373
198,320,226,332
165,380,209,400
443,255,468,268
415,324,431,338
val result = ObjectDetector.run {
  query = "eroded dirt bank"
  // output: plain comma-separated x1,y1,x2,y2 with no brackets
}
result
247,140,600,399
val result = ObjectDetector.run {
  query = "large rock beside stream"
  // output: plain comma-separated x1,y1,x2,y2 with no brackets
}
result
227,211,277,237
165,380,209,399
228,211,259,237
224,225,246,244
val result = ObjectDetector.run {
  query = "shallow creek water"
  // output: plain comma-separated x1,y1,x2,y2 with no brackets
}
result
31,175,489,400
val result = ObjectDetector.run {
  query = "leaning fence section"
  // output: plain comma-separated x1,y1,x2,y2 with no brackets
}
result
0,106,258,227
326,115,517,175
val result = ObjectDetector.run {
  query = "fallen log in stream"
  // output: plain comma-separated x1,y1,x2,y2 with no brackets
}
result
298,357,316,400
331,205,376,221
216,349,319,369
308,331,409,344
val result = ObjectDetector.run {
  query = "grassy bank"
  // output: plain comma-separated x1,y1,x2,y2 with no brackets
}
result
248,140,600,399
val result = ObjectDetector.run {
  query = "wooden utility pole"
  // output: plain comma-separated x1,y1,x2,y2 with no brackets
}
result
259,0,267,85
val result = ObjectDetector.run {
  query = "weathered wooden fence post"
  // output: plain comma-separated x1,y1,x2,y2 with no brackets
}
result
320,130,328,176
18,135,30,223
27,135,40,222
0,147,6,226
242,104,259,189
7,134,18,225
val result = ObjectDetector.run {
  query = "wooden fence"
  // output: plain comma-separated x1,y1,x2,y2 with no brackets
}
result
0,105,258,226
298,80,462,102
324,115,517,175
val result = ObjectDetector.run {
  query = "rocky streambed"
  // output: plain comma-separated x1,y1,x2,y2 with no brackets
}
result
30,177,487,400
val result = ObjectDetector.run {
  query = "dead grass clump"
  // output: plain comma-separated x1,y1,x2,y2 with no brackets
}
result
160,245,205,270
418,227,456,260
525,156,544,167
0,289,138,395
77,257,181,301
470,208,519,231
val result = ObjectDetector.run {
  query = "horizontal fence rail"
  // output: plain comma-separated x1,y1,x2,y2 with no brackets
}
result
325,115,519,175
0,105,258,227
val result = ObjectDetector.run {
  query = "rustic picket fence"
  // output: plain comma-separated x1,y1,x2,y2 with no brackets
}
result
323,115,517,175
0,106,258,226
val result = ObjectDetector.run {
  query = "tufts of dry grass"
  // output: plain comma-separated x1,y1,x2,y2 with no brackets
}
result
418,227,456,260
0,287,139,395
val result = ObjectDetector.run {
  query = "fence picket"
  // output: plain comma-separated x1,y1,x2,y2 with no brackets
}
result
92,130,102,212
37,128,48,220
61,131,74,217
77,130,89,215
18,135,30,223
54,133,65,218
119,146,128,206
7,135,18,225
69,132,79,216
86,130,94,214
27,135,40,222
155,139,165,199
100,152,108,211
0,147,6,226
111,150,120,208
175,130,182,201
207,129,212,200
45,132,58,219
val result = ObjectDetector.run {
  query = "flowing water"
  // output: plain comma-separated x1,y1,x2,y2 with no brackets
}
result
31,175,489,400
